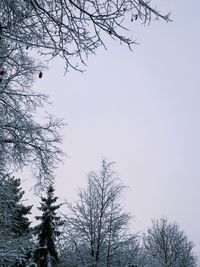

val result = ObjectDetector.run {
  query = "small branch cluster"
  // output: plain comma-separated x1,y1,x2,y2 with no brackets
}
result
0,0,171,71
0,46,64,184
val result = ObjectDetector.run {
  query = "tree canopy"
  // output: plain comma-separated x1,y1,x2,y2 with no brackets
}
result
60,160,141,267
0,0,171,185
0,0,171,71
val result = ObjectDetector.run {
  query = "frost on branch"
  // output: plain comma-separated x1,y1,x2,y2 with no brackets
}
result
0,0,171,71
0,39,64,186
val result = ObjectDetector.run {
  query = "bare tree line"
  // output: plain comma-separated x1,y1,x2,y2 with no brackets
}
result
0,160,198,266
58,160,198,267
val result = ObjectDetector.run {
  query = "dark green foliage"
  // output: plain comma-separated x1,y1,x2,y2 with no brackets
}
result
34,185,63,267
0,176,32,266
0,176,32,237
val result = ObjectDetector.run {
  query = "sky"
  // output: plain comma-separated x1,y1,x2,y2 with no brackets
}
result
24,0,200,258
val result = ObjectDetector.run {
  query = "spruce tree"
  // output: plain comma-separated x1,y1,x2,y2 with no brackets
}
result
0,176,32,236
34,184,63,267
0,176,32,266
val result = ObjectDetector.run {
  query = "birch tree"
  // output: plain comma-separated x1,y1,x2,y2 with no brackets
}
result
143,218,198,267
60,160,138,267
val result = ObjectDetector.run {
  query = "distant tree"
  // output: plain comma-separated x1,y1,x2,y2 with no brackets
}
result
0,176,33,266
143,217,198,267
34,184,63,267
60,160,139,267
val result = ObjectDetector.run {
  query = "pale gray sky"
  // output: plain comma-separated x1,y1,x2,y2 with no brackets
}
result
26,0,200,258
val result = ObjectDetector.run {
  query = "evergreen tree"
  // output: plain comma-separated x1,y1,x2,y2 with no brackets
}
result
34,184,63,267
0,176,32,266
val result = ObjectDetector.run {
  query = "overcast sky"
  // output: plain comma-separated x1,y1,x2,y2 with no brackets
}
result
26,0,200,257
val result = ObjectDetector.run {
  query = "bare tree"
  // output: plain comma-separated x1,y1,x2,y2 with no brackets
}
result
0,0,170,184
60,160,139,267
0,41,64,185
0,0,171,71
143,218,198,267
